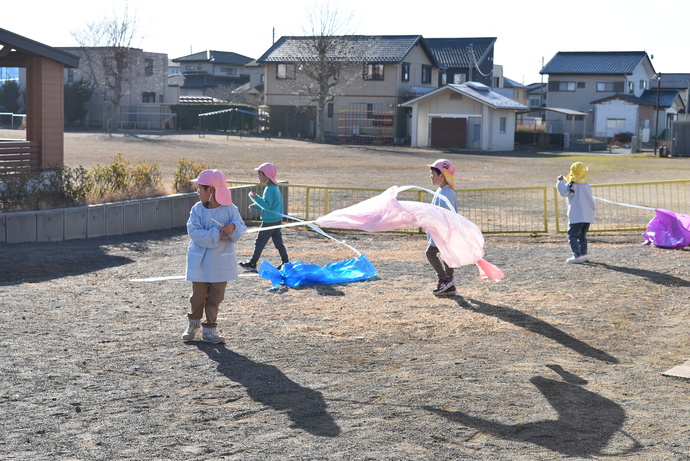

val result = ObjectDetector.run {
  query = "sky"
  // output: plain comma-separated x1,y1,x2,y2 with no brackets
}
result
4,0,688,85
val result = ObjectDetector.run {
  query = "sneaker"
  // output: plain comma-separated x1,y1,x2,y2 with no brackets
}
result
432,278,454,295
566,256,583,264
277,262,289,271
435,286,457,297
578,255,590,262
202,328,226,344
181,319,201,341
239,261,257,271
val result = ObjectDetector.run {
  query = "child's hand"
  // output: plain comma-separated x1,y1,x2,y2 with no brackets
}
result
248,203,255,210
558,174,565,181
249,191,257,199
220,223,235,242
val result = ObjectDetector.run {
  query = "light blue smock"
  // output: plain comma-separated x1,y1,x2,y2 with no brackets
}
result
426,185,457,247
186,202,247,283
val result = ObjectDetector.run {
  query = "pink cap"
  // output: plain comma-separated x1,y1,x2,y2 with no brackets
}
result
427,159,456,176
254,162,278,184
191,169,232,205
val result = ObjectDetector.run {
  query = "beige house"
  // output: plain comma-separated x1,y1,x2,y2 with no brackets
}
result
401,82,527,151
59,47,175,130
257,35,438,143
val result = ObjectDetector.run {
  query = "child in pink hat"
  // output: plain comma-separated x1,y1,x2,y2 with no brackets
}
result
182,169,247,343
239,163,290,271
426,159,458,297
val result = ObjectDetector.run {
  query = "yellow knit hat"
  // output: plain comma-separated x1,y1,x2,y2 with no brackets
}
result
567,162,588,184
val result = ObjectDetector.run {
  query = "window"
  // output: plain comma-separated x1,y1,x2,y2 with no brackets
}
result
67,69,74,83
597,82,615,92
607,118,626,129
221,67,238,76
144,58,154,76
499,117,507,134
363,63,384,81
628,81,634,94
277,63,295,80
494,77,501,87
566,114,585,121
328,103,334,118
421,65,432,84
640,80,647,90
142,92,156,103
577,82,586,89
401,62,410,82
552,81,576,92
440,73,447,86
453,74,466,85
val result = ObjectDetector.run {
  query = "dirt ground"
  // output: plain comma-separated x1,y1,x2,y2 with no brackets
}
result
1,130,690,459
1,228,689,460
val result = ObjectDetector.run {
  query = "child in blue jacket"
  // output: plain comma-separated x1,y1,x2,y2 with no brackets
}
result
239,163,290,271
182,169,246,344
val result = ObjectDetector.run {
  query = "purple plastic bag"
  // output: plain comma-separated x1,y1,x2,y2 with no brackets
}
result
642,209,690,249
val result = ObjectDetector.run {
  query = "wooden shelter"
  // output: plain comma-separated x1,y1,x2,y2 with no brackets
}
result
0,28,79,170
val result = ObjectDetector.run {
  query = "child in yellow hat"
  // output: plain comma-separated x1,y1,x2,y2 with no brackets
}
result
557,162,596,263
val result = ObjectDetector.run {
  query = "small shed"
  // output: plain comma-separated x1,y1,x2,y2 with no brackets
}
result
0,28,79,170
401,82,527,151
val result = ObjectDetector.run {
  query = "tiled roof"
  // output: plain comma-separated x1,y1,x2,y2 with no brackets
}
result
591,90,680,108
541,51,649,75
502,76,527,88
651,73,690,89
424,37,495,68
257,35,426,63
402,82,527,110
173,50,253,65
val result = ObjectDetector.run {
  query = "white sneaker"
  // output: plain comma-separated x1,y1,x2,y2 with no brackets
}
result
578,255,590,262
181,319,201,341
202,328,226,344
566,256,582,264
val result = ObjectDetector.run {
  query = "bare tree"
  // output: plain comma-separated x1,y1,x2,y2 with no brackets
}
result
290,2,356,143
71,3,142,132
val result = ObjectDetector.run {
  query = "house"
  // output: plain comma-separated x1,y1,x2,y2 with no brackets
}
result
0,27,79,169
540,51,656,138
400,81,528,151
424,37,495,88
170,50,261,98
59,46,175,130
257,35,438,142
651,73,690,120
591,90,685,141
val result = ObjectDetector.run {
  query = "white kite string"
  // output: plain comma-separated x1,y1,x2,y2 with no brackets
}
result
592,196,656,211
248,195,361,255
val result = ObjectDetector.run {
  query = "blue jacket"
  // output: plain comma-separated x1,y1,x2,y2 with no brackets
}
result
186,202,247,283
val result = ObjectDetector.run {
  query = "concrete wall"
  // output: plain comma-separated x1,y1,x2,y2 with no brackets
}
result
0,184,280,244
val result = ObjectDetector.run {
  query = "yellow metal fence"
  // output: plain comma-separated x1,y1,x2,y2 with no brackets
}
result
230,180,690,235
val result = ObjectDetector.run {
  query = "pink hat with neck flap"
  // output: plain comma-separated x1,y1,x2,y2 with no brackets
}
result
191,169,232,205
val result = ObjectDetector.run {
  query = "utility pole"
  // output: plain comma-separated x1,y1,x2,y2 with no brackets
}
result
654,73,661,156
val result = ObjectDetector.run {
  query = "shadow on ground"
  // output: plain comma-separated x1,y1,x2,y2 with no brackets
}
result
197,343,341,438
456,297,619,363
424,368,642,457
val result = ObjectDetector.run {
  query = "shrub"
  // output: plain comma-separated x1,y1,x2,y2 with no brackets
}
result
612,132,634,146
89,153,164,201
173,158,215,193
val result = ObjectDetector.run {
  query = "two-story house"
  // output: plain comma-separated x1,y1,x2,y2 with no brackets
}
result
257,35,438,143
170,50,260,98
540,51,656,138
59,46,174,130
424,37,495,88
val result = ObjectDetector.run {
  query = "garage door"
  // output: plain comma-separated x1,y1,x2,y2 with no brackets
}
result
430,117,466,148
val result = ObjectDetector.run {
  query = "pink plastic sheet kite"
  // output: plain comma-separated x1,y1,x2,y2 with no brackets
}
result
642,208,690,249
314,186,504,281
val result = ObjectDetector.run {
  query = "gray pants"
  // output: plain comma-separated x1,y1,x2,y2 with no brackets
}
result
426,245,454,281
249,221,289,265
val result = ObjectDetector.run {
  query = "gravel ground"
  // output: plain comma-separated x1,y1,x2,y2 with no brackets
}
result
1,228,689,460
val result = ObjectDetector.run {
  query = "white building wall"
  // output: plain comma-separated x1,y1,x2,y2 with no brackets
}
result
594,100,638,137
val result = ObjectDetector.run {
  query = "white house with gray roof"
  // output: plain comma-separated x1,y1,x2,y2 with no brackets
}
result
401,82,527,150
540,51,656,138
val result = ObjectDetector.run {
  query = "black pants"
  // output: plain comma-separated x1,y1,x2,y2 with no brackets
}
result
249,221,289,265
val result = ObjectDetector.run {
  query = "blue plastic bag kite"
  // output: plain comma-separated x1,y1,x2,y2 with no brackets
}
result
258,254,377,288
